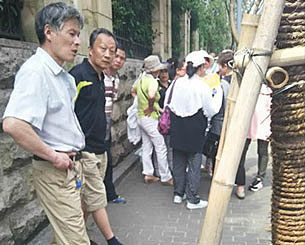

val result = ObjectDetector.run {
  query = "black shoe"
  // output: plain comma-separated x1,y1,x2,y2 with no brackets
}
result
90,240,99,245
248,177,263,192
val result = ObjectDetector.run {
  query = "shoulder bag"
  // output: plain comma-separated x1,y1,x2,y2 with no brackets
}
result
158,80,176,135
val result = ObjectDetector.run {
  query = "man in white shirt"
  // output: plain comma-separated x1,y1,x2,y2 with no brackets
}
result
2,3,90,244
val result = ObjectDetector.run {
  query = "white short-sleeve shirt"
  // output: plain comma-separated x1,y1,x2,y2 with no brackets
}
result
3,47,85,152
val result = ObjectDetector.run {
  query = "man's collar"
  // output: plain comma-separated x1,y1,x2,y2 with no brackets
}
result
36,47,65,76
104,68,117,77
83,58,104,80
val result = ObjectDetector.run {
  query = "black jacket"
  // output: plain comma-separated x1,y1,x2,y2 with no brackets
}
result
70,58,106,154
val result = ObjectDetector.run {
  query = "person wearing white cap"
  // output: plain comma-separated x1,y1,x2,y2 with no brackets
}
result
167,50,223,209
131,55,173,185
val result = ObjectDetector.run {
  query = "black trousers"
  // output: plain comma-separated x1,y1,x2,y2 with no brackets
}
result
235,139,269,186
103,139,118,201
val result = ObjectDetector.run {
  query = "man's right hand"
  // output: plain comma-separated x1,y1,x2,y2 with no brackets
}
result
52,152,75,170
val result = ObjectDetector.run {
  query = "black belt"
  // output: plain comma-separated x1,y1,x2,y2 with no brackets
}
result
33,151,82,162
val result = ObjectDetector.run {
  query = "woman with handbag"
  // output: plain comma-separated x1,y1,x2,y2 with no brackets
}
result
131,55,173,186
168,50,223,209
158,59,187,172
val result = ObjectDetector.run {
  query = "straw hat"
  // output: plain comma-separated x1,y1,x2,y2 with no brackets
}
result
144,55,167,72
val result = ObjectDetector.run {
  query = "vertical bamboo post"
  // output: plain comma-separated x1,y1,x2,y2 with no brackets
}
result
199,1,285,244
215,13,260,172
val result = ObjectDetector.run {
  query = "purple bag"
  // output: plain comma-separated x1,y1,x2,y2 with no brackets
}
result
158,106,171,135
157,80,176,135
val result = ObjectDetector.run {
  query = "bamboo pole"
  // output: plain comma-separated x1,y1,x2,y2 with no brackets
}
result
229,0,240,44
270,46,305,67
266,66,289,89
199,1,285,244
214,13,260,172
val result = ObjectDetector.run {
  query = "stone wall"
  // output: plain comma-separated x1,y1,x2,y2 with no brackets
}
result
0,38,143,244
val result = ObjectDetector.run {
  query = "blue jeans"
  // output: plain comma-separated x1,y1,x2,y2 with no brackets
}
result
173,149,202,204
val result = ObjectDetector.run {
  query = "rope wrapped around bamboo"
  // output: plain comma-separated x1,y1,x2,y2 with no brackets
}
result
273,152,305,160
277,39,305,49
273,158,305,165
285,0,305,9
271,129,305,138
272,123,305,132
275,168,305,177
286,65,305,74
276,165,305,174
272,101,305,111
279,25,305,33
272,227,305,237
274,218,305,227
289,74,305,82
275,161,304,167
273,200,305,209
272,213,305,223
273,195,305,204
271,213,305,225
273,96,305,105
275,166,305,175
278,31,305,40
274,239,305,245
274,160,304,168
275,241,305,245
271,117,305,127
280,18,304,26
282,12,305,20
275,208,305,216
273,117,304,126
272,141,305,151
273,91,305,101
271,1,305,243
275,156,305,162
272,102,305,113
271,108,305,118
273,185,305,194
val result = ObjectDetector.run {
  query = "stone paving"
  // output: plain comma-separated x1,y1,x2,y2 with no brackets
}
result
28,142,272,245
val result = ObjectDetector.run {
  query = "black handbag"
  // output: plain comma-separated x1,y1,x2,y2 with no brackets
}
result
202,132,220,159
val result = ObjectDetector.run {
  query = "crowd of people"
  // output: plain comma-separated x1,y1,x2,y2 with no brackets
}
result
2,2,271,245
130,47,271,205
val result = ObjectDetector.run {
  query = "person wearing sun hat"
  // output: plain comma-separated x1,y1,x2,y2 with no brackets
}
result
167,50,223,210
131,55,173,186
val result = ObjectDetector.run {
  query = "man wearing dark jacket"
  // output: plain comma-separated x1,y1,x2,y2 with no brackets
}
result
70,28,122,245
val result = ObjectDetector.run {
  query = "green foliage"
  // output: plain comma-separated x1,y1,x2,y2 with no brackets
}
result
197,0,232,54
171,0,231,57
112,0,154,46
171,0,202,58
0,0,23,39
171,0,184,58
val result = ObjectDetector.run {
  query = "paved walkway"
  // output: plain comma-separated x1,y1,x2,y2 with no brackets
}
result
28,142,272,245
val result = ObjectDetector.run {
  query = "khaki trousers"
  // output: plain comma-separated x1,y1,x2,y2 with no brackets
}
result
32,160,90,245
81,151,108,212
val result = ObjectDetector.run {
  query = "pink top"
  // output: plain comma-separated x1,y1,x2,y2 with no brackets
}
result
248,84,272,141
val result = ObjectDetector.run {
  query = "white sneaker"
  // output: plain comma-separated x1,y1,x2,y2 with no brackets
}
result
173,195,183,204
186,200,208,210
248,177,263,192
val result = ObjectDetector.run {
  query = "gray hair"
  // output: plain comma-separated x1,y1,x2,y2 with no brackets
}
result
35,2,84,44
